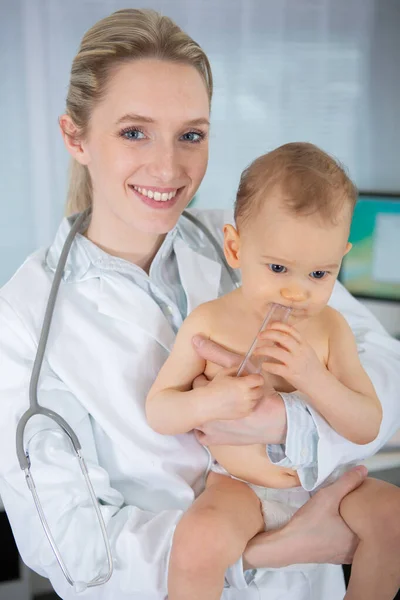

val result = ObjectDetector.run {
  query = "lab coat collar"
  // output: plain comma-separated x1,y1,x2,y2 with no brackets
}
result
46,214,93,282
173,237,222,314
46,211,223,290
174,212,223,314
46,213,176,283
45,211,223,349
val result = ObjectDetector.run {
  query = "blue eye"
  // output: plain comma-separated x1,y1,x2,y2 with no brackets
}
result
268,264,287,274
120,127,146,140
310,270,327,279
181,131,205,143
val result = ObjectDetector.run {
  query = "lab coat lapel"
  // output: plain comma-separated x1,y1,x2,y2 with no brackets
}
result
174,237,222,315
97,274,176,352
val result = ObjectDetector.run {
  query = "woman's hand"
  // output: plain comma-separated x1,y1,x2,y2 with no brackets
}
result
191,334,287,445
243,466,367,570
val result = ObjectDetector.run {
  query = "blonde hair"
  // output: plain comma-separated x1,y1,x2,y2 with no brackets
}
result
234,142,358,228
64,8,213,215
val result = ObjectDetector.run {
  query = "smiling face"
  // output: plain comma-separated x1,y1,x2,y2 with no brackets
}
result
62,58,210,245
224,199,352,322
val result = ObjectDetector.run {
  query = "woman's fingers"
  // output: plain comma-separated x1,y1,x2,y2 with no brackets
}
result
241,373,265,388
324,465,368,505
192,334,242,368
193,429,207,445
192,374,210,389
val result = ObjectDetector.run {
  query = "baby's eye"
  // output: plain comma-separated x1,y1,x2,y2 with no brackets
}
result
310,270,328,279
268,264,287,274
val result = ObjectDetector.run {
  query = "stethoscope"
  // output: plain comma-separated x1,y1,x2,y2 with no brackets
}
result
15,207,239,591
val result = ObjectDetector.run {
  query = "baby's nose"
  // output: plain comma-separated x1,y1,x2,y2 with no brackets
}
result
280,287,308,303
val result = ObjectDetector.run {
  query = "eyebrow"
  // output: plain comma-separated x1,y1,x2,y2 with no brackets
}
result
262,256,339,269
115,113,210,127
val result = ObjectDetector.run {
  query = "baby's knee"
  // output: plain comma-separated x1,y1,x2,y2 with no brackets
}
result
171,506,243,571
373,484,400,545
343,478,400,545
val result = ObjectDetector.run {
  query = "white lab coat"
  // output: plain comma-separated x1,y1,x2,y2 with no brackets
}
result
0,209,400,600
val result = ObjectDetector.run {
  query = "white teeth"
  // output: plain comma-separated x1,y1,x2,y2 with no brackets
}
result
133,185,178,201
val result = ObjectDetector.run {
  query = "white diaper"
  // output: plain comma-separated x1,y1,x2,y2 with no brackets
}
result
210,461,310,531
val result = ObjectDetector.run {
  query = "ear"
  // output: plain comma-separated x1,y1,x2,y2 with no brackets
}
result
58,114,91,165
223,224,241,269
344,242,352,256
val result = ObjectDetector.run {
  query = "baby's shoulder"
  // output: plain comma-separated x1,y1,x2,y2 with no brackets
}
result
184,292,236,336
318,305,351,338
183,298,223,333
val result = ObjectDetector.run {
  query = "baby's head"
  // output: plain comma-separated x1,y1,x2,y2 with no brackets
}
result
223,142,357,320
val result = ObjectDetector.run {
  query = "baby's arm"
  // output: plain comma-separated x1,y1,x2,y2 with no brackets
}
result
146,304,264,435
257,310,382,444
318,310,382,443
146,306,208,434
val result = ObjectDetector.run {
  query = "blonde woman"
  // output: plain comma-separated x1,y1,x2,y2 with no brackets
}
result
0,9,399,600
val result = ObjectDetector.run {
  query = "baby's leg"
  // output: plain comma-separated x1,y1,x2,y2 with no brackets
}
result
340,477,400,600
168,472,264,600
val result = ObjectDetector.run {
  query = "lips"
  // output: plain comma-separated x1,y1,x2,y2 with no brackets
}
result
129,185,183,210
132,185,178,202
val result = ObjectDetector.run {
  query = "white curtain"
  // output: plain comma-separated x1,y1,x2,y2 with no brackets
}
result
1,0,400,285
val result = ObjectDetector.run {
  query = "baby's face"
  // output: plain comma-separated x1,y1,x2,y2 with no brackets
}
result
225,200,351,322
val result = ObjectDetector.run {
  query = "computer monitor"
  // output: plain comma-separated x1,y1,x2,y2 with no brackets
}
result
339,193,400,302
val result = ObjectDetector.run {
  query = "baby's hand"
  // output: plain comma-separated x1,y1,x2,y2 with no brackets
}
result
205,368,265,421
253,322,326,394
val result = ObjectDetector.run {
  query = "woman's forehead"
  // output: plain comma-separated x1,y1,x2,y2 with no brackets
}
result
93,58,210,127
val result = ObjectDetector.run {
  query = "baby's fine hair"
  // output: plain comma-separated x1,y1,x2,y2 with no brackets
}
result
234,142,358,227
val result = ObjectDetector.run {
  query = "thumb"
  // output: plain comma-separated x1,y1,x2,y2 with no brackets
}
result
192,334,242,368
327,465,368,503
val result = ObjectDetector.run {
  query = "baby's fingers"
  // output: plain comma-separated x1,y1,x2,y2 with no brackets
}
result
254,330,298,354
241,373,265,388
259,322,302,343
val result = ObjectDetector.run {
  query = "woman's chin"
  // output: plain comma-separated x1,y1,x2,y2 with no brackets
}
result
126,186,190,231
124,208,183,236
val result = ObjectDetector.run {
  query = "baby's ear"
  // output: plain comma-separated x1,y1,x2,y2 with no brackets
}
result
223,224,241,268
344,242,352,256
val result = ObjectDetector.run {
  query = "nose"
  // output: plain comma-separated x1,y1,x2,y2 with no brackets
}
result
147,139,183,183
280,286,309,304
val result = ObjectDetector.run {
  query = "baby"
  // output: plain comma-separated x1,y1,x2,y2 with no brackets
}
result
146,143,400,600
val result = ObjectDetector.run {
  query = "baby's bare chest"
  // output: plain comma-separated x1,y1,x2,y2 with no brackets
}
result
204,314,329,393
